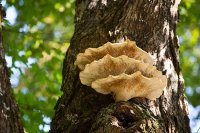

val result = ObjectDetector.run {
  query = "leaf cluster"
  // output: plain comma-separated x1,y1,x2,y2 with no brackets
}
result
178,0,200,107
3,0,74,132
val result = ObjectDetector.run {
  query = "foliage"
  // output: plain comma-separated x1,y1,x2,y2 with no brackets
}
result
178,0,200,107
1,0,199,132
3,0,74,132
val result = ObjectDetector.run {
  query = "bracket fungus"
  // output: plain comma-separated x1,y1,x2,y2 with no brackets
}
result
74,39,154,70
74,40,167,101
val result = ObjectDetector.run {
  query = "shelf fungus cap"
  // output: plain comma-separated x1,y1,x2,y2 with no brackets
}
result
79,55,167,101
74,40,167,101
92,71,167,101
74,39,154,70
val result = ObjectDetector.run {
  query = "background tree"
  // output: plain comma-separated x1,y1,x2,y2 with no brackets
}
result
50,0,190,132
1,0,199,132
0,4,23,133
2,0,74,132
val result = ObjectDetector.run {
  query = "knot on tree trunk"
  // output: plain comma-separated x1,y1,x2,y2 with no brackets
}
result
90,102,163,133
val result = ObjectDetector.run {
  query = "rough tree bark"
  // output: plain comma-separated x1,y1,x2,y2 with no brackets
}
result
0,5,24,133
50,0,190,133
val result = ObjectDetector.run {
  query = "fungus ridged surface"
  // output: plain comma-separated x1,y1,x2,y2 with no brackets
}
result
92,71,167,101
74,39,154,70
74,40,167,101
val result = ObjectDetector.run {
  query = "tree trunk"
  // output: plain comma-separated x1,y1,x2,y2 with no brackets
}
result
50,0,191,133
0,5,24,133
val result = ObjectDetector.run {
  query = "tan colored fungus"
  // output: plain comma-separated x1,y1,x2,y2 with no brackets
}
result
80,55,163,86
92,71,167,101
74,39,154,70
74,40,167,101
